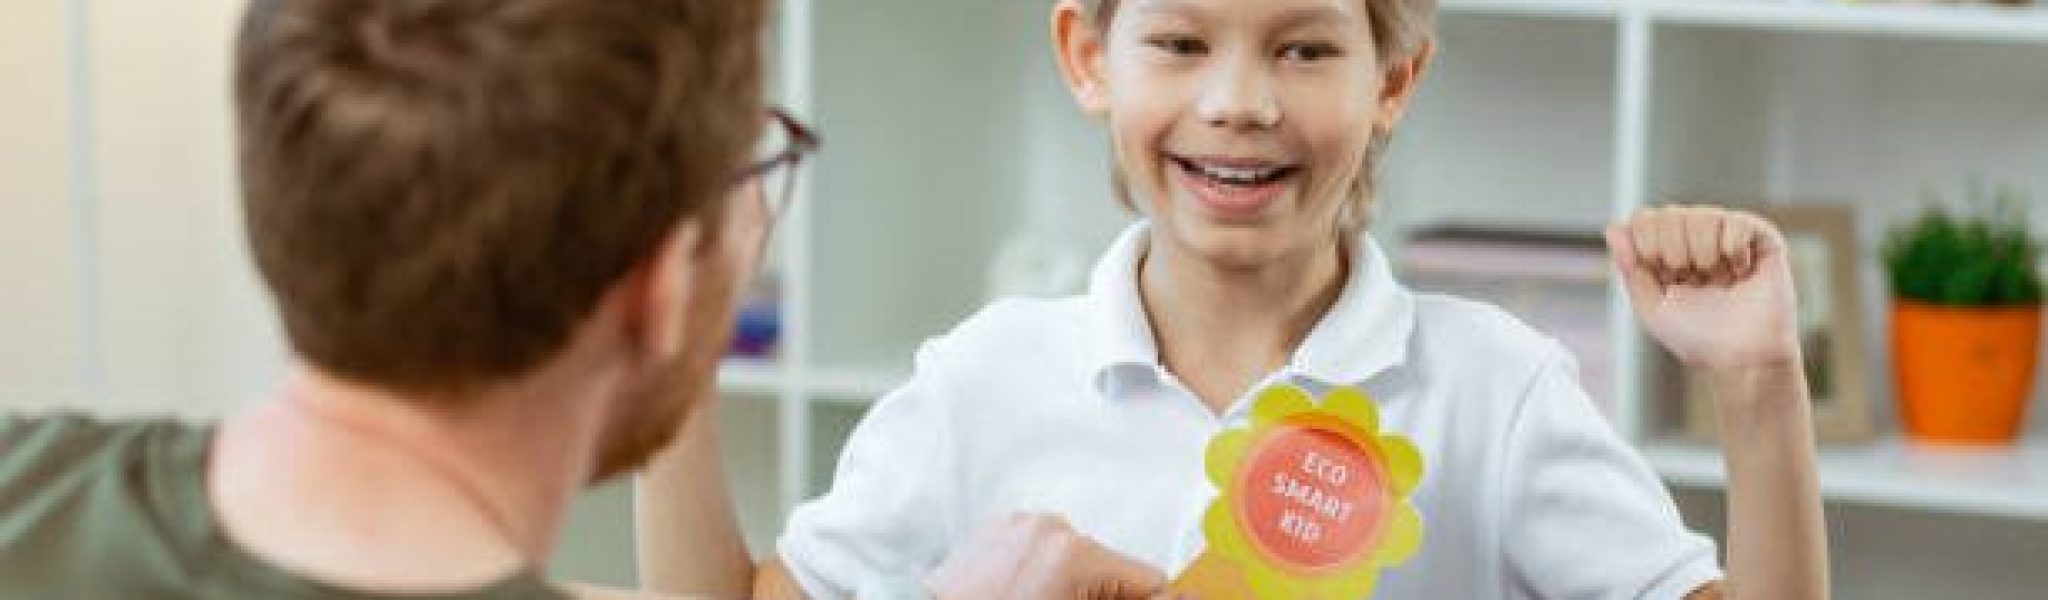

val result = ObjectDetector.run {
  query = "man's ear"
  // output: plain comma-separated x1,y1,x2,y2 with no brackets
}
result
1052,0,1110,118
617,221,701,362
1375,40,1437,132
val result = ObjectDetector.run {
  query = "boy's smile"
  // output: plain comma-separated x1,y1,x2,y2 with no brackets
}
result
1166,152,1304,220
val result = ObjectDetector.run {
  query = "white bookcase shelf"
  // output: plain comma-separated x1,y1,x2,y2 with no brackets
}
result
717,360,905,405
1644,436,2048,522
1446,0,2048,44
715,359,782,397
1442,0,1628,19
804,366,907,404
1650,1,2048,43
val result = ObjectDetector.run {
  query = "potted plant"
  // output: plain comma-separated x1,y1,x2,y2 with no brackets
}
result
1884,183,2044,446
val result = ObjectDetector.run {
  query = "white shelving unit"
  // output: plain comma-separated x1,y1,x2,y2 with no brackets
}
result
1443,0,1629,19
1644,436,2048,521
1649,0,2048,41
1444,0,2048,39
713,360,782,397
717,360,904,405
1405,0,2048,522
714,3,2048,587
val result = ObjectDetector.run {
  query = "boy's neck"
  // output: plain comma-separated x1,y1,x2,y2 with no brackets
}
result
1138,233,1349,414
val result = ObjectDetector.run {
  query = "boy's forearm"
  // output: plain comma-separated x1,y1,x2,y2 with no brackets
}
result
634,396,756,596
1706,363,1830,599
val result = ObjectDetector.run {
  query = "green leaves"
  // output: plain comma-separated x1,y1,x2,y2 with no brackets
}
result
1883,184,2044,307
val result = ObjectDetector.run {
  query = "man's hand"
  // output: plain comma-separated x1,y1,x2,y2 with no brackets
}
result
925,514,1177,600
1607,206,1803,377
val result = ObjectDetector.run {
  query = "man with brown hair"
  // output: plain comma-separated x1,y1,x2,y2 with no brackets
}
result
0,0,776,597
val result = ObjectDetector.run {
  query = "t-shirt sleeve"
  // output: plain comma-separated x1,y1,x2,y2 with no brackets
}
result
1499,352,1723,599
775,342,960,600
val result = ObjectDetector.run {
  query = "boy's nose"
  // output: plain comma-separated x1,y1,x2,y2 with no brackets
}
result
1197,58,1281,131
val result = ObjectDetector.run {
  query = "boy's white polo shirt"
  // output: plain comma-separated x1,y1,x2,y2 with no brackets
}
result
777,223,1721,599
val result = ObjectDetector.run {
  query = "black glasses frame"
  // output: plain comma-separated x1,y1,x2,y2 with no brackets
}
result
732,106,820,218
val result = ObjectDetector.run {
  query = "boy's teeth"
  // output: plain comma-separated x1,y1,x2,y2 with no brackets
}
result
1195,163,1279,183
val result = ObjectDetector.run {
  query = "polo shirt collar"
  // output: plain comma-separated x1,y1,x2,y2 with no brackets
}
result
1082,221,1416,399
1084,224,1164,396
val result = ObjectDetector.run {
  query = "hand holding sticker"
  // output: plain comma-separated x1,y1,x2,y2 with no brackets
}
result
1169,385,1425,599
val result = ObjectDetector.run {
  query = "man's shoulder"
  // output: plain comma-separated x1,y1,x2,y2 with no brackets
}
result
0,412,205,495
0,413,214,596
0,412,573,599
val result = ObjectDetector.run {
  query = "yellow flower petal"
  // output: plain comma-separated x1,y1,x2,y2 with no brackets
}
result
1205,430,1254,487
1202,501,1245,557
1320,562,1383,597
1377,435,1425,495
1251,385,1314,426
1373,503,1426,566
1321,386,1380,435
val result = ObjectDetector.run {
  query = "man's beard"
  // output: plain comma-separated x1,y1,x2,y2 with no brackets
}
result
585,196,767,484
586,244,750,484
586,346,722,484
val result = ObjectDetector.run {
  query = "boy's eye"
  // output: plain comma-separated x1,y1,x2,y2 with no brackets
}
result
1278,41,1344,63
1146,35,1209,56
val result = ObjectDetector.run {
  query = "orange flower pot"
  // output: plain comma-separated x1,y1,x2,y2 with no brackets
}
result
1892,300,2043,446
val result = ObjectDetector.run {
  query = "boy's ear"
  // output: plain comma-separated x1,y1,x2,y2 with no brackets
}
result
1052,0,1110,118
1375,40,1437,132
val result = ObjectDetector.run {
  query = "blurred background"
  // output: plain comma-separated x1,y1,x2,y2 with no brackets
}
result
4,0,2047,597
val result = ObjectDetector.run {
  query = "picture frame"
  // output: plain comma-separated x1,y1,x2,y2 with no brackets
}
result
1684,203,1875,443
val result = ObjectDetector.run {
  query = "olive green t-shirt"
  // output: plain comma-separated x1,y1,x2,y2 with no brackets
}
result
0,413,568,599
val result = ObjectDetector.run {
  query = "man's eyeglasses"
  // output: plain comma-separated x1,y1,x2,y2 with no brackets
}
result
733,106,820,221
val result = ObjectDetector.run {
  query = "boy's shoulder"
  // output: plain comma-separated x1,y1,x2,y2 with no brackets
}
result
924,295,1096,359
1406,292,1575,376
895,295,1101,395
1392,294,1593,435
864,296,1100,425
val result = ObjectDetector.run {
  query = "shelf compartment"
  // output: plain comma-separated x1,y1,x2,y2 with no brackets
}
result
1443,0,1628,20
1650,1,2048,44
1644,435,2048,522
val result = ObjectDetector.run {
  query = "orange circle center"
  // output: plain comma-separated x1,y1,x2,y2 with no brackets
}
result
1235,423,1388,573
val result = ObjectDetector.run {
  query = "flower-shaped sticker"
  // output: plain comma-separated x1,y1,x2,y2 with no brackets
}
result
1201,384,1425,599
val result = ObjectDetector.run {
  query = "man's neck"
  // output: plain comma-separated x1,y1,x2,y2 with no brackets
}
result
206,365,611,592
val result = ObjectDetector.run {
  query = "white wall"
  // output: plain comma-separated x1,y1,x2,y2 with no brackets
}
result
84,0,284,417
1,0,282,416
0,0,86,408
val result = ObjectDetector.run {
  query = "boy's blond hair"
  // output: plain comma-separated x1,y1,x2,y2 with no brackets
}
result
1081,0,1438,234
